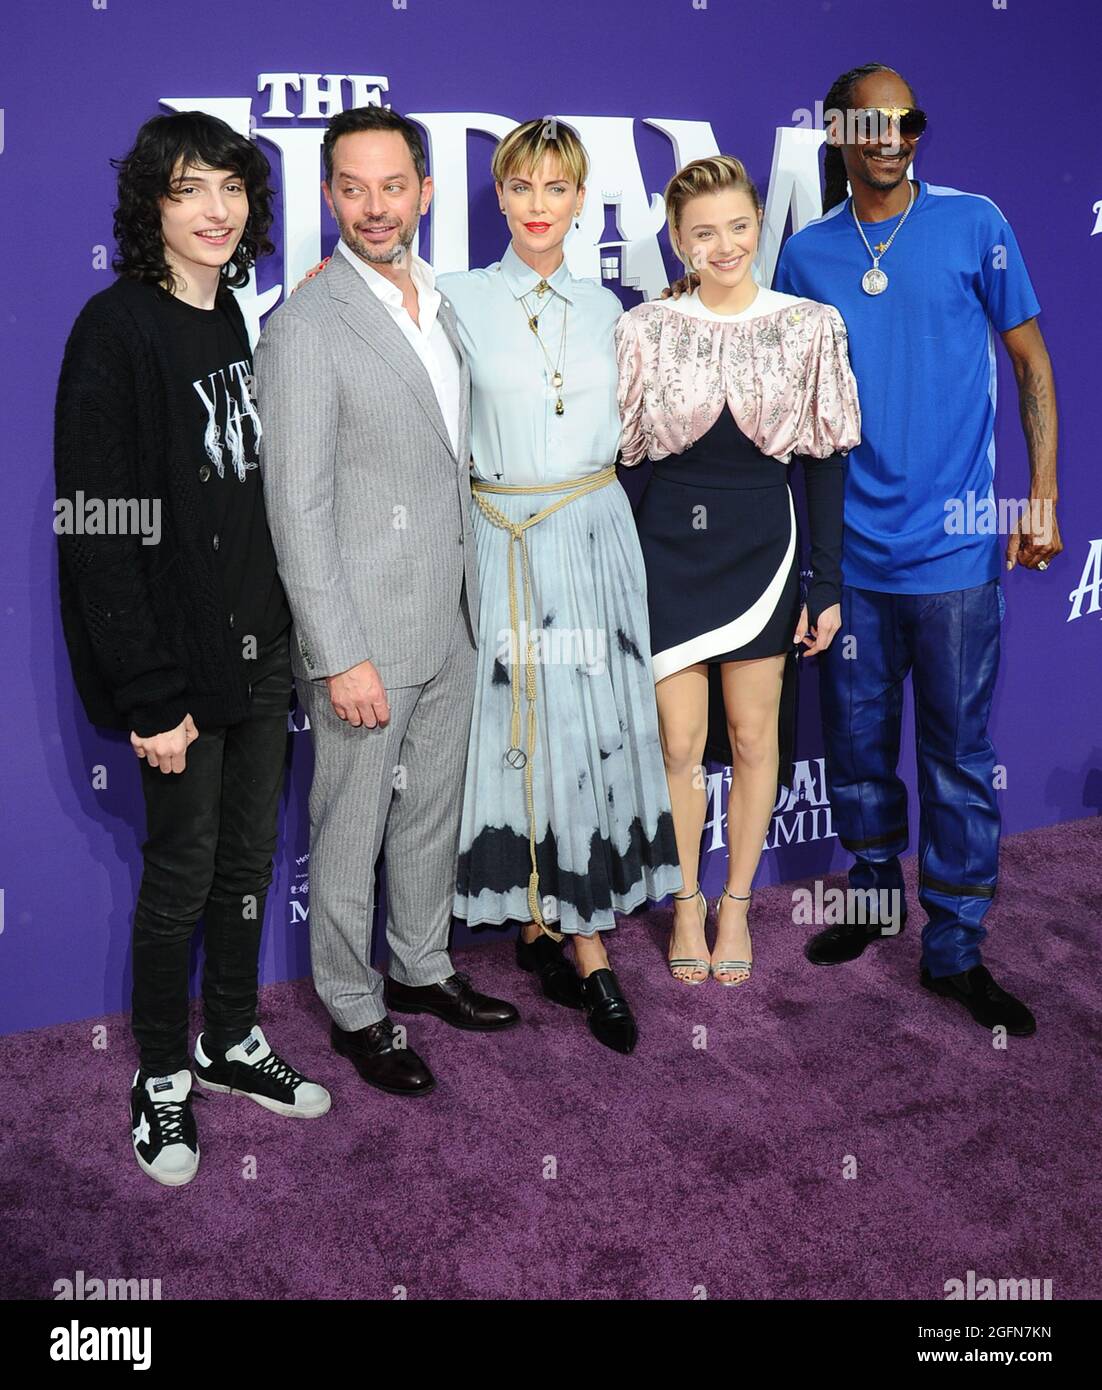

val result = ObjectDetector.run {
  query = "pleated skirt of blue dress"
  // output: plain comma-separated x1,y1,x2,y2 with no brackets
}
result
454,472,682,934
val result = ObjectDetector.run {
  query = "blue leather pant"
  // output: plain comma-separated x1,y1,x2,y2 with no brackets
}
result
819,580,1002,977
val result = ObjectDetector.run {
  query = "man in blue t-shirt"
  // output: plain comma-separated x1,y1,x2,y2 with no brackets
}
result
774,64,1061,1036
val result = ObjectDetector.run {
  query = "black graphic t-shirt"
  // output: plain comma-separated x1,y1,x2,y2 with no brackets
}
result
157,288,290,654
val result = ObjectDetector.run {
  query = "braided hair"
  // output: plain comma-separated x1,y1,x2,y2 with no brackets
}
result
821,64,916,212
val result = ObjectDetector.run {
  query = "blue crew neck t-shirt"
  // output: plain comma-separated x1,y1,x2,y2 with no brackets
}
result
774,180,1040,594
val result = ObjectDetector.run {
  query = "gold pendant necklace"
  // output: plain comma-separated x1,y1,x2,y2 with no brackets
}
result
519,284,568,415
525,280,552,330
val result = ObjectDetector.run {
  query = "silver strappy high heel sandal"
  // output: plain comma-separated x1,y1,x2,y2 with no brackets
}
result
668,887,710,985
712,889,753,986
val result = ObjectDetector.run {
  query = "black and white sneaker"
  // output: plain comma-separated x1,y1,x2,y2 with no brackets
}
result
130,1069,200,1187
193,1026,331,1118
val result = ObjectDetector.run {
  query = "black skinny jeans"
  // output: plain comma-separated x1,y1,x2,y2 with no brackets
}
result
130,631,292,1075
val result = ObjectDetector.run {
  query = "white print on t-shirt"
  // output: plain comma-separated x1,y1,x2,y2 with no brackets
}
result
192,358,262,481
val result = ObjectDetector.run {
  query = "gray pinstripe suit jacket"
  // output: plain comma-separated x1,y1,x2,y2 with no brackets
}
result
253,249,480,690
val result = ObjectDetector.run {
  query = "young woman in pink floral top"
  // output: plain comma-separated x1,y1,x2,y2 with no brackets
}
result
615,156,861,986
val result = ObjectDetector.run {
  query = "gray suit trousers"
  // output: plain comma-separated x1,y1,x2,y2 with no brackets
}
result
297,587,477,1031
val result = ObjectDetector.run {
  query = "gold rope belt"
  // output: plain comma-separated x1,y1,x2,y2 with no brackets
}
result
471,465,618,939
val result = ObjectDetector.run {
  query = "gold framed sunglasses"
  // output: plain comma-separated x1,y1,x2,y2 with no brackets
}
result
849,106,929,140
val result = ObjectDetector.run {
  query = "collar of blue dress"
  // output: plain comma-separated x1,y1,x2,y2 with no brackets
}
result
499,240,576,304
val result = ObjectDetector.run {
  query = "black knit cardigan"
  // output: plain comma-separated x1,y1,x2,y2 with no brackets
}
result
53,277,258,737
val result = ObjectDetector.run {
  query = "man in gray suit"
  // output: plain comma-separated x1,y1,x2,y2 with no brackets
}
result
255,107,518,1097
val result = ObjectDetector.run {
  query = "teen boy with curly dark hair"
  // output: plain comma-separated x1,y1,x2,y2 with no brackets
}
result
54,111,330,1187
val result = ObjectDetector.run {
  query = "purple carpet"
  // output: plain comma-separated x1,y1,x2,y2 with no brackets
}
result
2,817,1099,1301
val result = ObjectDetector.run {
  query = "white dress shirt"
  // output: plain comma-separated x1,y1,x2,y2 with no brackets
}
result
336,237,461,457
437,242,623,486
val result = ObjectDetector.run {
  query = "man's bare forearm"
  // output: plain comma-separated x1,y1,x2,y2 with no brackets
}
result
1014,353,1058,498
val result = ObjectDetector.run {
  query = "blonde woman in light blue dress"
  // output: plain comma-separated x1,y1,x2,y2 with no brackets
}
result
440,120,682,1055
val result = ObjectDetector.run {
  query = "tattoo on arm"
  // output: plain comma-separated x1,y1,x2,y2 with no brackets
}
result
1016,357,1057,488
1019,366,1046,446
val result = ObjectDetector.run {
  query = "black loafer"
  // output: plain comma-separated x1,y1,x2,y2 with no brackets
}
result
580,968,637,1055
516,932,584,1010
920,964,1036,1036
330,1018,436,1096
805,912,907,965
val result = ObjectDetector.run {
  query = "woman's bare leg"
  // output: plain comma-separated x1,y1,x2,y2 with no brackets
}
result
714,655,785,983
655,665,710,981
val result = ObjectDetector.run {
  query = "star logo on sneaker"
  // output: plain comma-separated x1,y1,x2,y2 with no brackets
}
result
132,1114,151,1146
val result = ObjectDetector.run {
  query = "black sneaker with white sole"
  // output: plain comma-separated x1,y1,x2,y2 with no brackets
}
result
130,1069,200,1187
193,1025,331,1117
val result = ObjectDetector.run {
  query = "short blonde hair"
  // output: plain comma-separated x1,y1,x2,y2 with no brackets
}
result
492,117,588,189
665,155,762,268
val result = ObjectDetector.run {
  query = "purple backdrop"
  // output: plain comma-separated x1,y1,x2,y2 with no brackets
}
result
1,0,1099,1035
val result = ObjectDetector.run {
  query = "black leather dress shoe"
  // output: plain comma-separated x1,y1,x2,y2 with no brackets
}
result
330,1018,436,1096
805,912,908,965
580,968,637,1055
516,932,584,1010
920,964,1036,1036
384,971,519,1031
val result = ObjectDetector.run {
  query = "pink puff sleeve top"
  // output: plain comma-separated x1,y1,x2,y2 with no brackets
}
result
615,285,861,467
